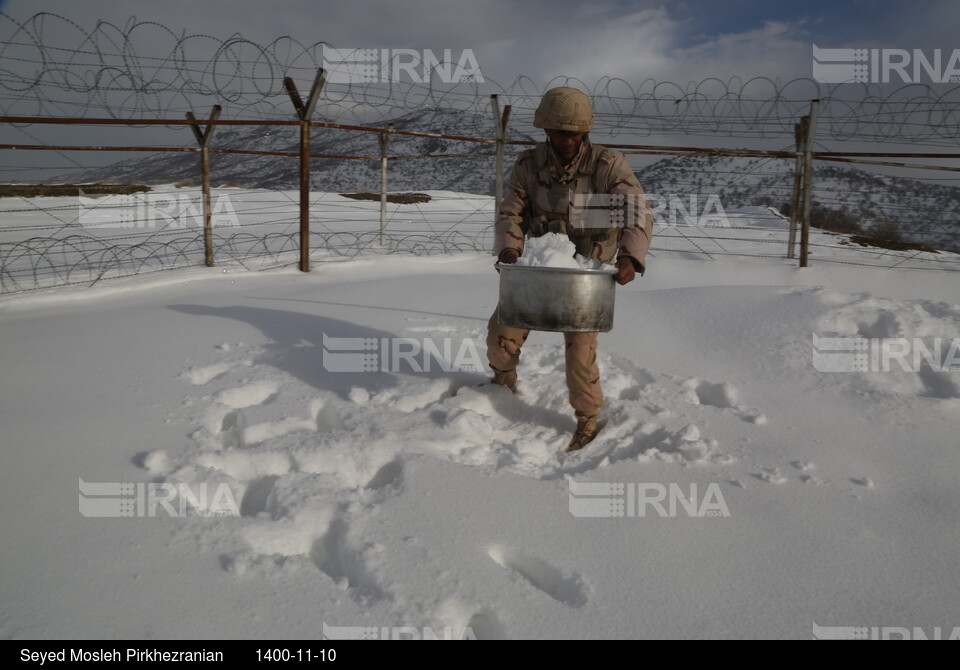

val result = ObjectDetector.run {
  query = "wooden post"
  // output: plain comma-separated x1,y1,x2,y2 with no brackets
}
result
787,120,806,259
490,95,511,255
799,99,820,268
284,69,326,272
186,105,221,267
379,124,391,246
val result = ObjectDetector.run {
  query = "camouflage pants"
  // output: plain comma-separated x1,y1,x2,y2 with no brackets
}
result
486,307,602,417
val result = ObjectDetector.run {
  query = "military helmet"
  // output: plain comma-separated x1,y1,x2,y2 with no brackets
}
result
533,86,594,132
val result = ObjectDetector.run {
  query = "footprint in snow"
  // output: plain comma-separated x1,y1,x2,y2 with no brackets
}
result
487,544,588,608
215,380,279,409
365,459,403,490
220,410,246,449
682,378,766,423
752,467,787,484
310,517,388,604
239,475,279,517
800,474,828,486
465,609,508,640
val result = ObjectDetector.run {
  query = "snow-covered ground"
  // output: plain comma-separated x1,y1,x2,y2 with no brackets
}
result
2,233,959,638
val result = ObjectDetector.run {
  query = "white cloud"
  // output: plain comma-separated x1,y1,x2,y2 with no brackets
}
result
468,10,814,94
672,20,811,81
4,1,819,90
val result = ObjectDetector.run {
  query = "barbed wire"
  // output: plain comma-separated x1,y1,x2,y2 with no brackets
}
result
0,227,495,293
2,12,960,144
2,189,956,295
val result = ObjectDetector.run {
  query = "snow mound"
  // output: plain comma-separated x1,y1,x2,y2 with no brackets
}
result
515,233,614,270
806,288,960,401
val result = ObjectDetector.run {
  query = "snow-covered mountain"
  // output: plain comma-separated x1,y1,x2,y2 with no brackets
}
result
635,154,960,253
64,110,959,252
67,108,538,195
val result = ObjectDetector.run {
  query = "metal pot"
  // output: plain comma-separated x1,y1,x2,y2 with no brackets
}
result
497,264,617,333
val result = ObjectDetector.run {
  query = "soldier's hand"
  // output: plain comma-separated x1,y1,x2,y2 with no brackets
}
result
615,256,637,285
498,249,519,265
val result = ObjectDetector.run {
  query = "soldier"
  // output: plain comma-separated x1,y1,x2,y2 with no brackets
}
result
486,86,653,452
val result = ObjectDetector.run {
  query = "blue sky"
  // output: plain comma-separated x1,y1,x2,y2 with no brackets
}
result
672,0,859,43
666,0,955,47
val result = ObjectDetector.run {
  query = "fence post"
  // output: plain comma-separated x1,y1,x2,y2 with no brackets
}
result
284,68,326,272
378,123,392,246
787,119,806,259
185,105,221,267
799,99,820,268
490,95,511,254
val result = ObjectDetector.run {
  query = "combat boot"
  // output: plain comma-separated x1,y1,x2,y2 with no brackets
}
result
566,412,600,452
490,367,518,393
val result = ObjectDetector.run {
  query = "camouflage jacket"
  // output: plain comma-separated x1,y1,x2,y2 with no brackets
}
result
493,141,654,272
